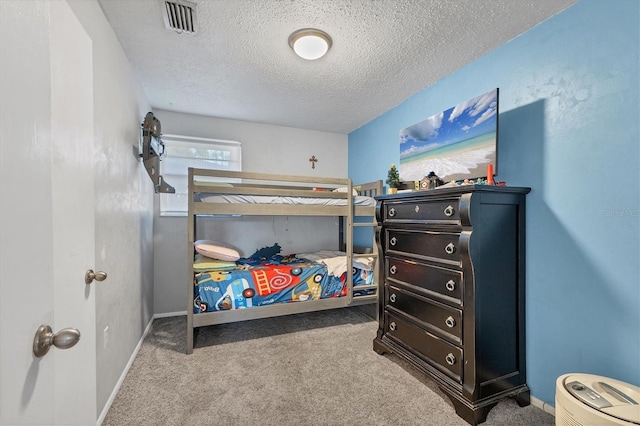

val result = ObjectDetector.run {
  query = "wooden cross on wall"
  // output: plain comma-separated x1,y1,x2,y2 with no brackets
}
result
309,155,318,169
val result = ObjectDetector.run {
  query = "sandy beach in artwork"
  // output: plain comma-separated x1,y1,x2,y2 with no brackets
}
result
400,133,496,182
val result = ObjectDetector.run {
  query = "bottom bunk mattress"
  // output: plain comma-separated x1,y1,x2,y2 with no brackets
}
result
193,252,374,313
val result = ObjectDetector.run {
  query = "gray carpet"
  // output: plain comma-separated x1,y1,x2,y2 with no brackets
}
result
103,307,554,426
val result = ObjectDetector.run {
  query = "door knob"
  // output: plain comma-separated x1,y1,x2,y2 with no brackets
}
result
33,325,80,358
85,269,107,284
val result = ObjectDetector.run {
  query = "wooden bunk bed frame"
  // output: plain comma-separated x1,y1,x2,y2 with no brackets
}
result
186,167,382,354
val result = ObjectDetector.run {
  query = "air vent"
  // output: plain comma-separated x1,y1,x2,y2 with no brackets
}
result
161,0,197,34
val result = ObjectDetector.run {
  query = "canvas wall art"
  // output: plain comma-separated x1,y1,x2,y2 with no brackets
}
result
399,88,498,183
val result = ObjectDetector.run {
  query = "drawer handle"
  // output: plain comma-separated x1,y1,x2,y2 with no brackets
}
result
445,353,456,366
445,316,456,328
389,322,397,331
445,279,456,292
388,207,396,217
389,265,397,275
390,236,397,246
444,205,455,217
389,293,396,303
415,205,420,213
445,242,456,255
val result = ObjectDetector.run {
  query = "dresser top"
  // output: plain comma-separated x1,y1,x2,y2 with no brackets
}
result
376,184,531,200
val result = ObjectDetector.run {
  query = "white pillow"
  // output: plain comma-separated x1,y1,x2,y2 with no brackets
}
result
194,240,241,261
332,187,359,196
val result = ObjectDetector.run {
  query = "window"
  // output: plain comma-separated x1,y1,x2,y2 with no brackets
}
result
159,134,241,216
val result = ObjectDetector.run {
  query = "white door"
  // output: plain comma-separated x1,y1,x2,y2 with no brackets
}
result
0,1,97,424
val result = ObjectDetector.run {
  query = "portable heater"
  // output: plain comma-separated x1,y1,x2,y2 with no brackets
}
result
555,373,640,425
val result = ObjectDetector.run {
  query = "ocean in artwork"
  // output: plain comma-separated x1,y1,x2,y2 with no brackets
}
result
400,132,496,182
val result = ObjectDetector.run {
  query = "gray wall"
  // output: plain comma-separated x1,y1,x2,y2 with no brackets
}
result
67,0,155,419
152,110,349,314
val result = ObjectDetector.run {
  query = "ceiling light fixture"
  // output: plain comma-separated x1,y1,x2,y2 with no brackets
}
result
288,28,332,60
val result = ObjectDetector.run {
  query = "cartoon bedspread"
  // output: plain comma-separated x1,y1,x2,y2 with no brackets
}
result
193,254,373,314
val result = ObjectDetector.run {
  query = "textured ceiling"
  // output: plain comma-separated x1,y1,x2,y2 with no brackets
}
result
98,0,576,134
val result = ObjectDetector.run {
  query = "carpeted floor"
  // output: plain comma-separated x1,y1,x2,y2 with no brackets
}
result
103,307,554,426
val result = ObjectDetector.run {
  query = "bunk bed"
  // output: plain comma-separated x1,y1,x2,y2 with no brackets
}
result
186,167,382,354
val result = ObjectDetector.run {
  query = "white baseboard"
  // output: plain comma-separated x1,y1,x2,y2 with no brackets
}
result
96,311,186,424
154,310,187,318
531,395,555,417
97,317,154,425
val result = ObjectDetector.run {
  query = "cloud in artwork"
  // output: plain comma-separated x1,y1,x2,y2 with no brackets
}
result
449,91,497,127
473,105,497,126
400,112,444,144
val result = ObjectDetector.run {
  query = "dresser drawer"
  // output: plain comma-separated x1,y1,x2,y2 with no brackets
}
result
384,313,463,383
386,256,462,305
386,229,461,265
383,198,462,223
386,285,462,344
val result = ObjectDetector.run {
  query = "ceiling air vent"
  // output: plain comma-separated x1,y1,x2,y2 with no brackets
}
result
161,0,197,34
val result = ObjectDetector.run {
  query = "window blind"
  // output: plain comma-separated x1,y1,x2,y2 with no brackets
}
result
159,134,241,216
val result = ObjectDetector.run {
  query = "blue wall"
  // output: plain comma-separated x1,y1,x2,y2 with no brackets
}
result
349,0,639,406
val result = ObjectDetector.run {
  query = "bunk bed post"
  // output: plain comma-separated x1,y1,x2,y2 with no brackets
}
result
371,180,381,315
186,167,195,354
374,198,384,325
345,179,354,304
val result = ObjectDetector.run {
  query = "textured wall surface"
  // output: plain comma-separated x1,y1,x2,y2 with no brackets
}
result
349,0,639,406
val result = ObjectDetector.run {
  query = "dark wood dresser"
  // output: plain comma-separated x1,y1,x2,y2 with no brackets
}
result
373,185,531,425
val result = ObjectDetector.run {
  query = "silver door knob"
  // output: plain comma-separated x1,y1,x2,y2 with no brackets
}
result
33,325,80,358
85,269,107,284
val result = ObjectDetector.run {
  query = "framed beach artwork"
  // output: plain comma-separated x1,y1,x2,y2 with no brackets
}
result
399,88,499,183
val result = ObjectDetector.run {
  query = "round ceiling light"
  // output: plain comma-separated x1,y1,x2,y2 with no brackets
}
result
288,28,332,60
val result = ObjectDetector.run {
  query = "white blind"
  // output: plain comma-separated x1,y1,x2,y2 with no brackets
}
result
160,134,241,216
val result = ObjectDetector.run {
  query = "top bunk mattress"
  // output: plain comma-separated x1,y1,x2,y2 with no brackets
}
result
195,193,376,207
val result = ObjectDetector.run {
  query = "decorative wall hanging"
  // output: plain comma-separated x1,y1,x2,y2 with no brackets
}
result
138,112,175,193
399,88,499,183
